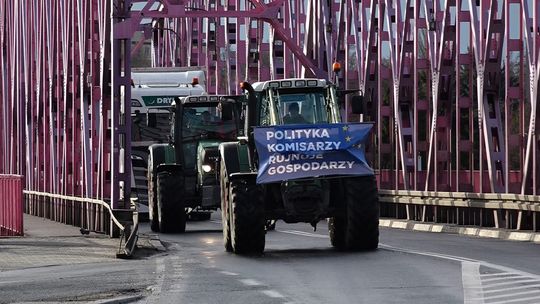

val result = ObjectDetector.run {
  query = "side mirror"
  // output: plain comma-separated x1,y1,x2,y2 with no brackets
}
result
351,95,364,115
221,102,234,121
147,112,157,128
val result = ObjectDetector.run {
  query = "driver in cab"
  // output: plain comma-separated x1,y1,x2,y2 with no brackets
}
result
201,111,213,124
283,102,307,124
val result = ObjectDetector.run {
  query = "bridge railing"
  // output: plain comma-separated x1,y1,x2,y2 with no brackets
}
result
23,191,138,258
379,190,540,232
0,175,24,236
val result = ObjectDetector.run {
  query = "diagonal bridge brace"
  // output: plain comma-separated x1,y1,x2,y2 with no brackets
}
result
115,0,326,79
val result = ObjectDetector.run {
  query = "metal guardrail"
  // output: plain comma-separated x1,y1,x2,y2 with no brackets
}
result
379,190,540,232
0,175,24,236
23,190,138,258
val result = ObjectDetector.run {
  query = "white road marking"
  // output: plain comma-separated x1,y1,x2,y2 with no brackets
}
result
168,283,184,292
0,280,25,285
462,262,484,304
279,230,329,239
483,278,540,289
152,257,166,297
261,290,285,298
220,271,239,276
482,274,522,283
483,283,540,294
489,294,540,304
239,279,263,286
482,289,540,300
481,272,517,278
275,228,540,304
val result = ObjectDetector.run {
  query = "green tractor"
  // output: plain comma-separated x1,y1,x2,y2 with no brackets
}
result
219,79,379,254
148,95,244,233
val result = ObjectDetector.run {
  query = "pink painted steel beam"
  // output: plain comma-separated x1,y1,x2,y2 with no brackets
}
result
2,0,540,217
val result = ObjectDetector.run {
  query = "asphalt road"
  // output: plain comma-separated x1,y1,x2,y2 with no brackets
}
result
138,215,540,304
2,214,540,304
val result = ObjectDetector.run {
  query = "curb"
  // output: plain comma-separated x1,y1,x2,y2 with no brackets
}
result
380,219,540,244
146,234,167,252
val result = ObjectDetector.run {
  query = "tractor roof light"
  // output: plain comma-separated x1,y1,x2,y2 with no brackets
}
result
306,80,319,87
280,81,292,88
240,81,254,92
268,81,280,88
332,62,342,73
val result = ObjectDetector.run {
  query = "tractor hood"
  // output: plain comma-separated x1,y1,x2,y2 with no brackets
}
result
253,123,374,184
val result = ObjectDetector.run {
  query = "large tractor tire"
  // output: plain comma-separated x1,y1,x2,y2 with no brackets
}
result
220,161,233,252
157,170,186,233
147,162,160,232
329,176,379,251
229,179,265,254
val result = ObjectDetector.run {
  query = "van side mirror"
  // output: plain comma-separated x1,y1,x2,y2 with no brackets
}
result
221,102,234,121
147,112,157,128
351,95,364,115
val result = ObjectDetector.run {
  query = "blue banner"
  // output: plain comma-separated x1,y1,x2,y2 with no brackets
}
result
254,123,374,184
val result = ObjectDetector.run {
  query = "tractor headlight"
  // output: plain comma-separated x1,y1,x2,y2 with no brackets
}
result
202,164,212,173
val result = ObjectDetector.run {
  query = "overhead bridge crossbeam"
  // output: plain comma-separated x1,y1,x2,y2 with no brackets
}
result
0,0,540,233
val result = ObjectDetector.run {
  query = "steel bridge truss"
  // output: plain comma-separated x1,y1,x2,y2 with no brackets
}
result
1,0,539,211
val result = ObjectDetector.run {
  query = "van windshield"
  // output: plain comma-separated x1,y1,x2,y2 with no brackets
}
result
131,110,170,143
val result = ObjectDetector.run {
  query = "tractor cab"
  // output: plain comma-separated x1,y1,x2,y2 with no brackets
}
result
249,79,342,128
171,96,244,173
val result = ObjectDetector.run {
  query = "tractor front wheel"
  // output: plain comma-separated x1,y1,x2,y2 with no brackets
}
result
329,176,379,251
157,170,186,233
229,179,265,254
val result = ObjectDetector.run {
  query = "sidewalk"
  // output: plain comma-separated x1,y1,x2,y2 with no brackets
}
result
0,214,121,271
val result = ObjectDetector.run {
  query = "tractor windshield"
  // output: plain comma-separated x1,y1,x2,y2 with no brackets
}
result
259,87,340,126
277,91,329,125
180,104,239,170
181,106,238,141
